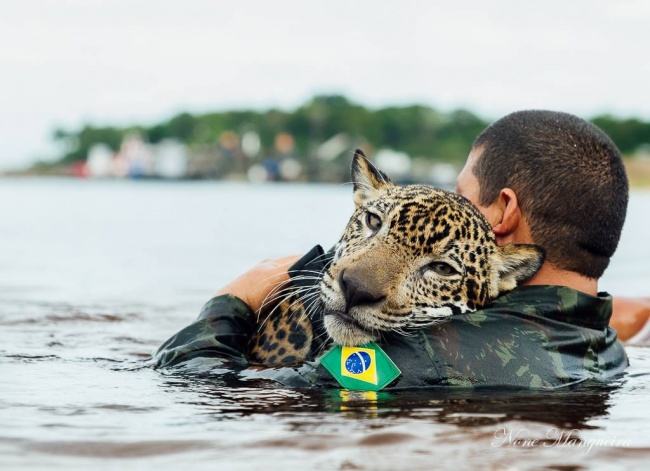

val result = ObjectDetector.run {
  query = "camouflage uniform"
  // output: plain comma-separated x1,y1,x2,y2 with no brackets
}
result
374,285,628,388
154,247,628,390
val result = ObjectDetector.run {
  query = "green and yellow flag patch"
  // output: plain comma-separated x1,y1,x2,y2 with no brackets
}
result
320,342,401,391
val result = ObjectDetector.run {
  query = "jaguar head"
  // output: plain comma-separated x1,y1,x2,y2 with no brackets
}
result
319,150,545,346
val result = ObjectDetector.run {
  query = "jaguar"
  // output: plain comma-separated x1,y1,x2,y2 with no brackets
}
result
248,150,545,366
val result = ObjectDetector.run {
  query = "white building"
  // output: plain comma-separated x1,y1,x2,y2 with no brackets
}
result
86,143,114,178
153,139,188,179
117,133,154,178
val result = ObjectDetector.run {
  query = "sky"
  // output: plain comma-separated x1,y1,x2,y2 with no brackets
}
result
2,0,650,170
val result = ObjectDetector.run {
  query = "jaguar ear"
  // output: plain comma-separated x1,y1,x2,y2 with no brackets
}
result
351,149,393,207
492,244,545,295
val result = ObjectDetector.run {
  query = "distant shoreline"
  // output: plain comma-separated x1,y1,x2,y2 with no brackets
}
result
3,157,650,189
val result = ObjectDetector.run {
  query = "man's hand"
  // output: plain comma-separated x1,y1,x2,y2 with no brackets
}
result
216,255,301,313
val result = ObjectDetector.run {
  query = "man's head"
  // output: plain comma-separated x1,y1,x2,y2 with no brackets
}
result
456,110,629,279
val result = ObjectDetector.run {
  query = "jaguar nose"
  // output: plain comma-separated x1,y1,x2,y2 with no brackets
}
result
339,269,386,312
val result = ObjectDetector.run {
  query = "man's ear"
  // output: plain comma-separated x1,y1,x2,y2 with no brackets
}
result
351,149,393,206
491,188,520,238
491,244,545,295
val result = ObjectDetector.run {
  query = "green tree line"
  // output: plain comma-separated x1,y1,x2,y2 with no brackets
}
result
52,95,650,165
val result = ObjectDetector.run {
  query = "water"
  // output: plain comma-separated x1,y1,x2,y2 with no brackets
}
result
1,178,649,470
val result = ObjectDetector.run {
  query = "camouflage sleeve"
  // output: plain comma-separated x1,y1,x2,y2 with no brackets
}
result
153,295,254,368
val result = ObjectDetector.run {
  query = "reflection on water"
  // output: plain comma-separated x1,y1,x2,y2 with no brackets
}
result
1,180,650,470
158,374,621,429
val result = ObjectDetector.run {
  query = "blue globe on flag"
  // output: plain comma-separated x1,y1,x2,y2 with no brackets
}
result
321,343,401,390
345,350,372,374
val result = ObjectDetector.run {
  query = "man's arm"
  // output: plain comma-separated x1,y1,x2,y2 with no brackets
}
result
611,297,650,343
153,256,301,369
215,255,300,313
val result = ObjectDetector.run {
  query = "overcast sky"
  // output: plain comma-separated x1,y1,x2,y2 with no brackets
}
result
2,0,649,170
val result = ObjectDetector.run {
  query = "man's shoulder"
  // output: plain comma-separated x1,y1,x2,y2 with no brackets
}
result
410,285,627,389
484,285,613,329
489,284,602,308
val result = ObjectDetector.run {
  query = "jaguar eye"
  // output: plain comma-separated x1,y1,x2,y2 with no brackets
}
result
427,262,458,276
365,212,382,232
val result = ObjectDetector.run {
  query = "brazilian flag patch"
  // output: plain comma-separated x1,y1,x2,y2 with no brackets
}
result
320,342,401,391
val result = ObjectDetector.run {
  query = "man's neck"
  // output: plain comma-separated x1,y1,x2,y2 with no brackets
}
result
522,262,598,296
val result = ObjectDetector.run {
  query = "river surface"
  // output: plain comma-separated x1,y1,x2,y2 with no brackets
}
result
1,178,649,470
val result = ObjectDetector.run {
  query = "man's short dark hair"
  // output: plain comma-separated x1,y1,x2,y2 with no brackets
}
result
473,110,629,279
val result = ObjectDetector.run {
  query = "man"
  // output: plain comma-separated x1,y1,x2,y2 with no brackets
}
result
155,110,633,388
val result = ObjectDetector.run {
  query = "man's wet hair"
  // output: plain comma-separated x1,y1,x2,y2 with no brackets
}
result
473,110,629,279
